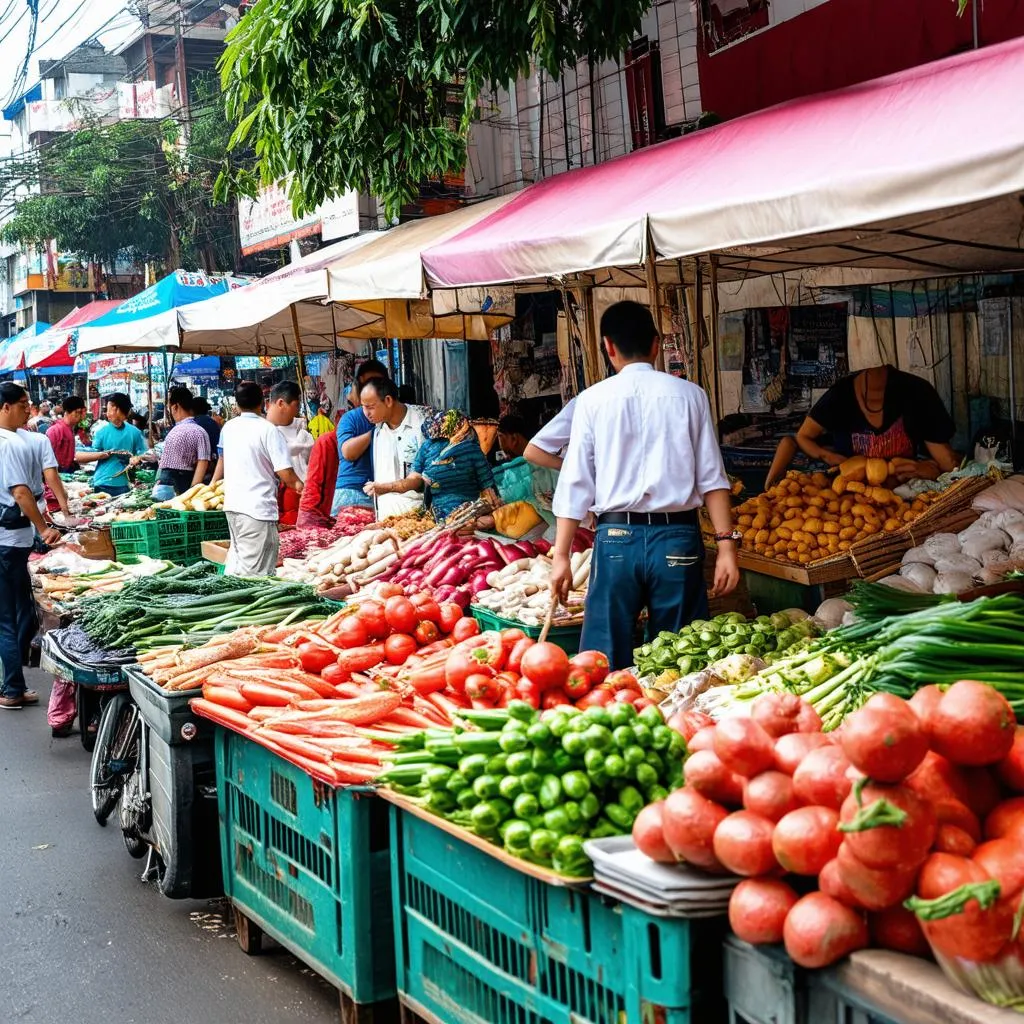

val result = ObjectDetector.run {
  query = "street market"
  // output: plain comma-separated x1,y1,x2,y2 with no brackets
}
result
3,21,1024,1024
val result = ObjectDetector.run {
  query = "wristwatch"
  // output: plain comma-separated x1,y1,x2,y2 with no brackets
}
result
715,530,743,545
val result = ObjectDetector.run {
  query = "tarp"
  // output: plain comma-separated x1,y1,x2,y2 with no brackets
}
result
170,355,221,380
0,322,50,374
73,270,250,355
423,36,1024,288
18,300,122,370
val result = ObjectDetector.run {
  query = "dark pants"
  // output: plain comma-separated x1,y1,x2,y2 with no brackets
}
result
0,546,36,698
580,522,709,670
102,484,130,497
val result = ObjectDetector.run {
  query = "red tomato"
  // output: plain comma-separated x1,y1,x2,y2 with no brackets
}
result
520,642,570,689
334,615,369,649
384,596,417,635
384,633,418,665
356,601,390,640
514,677,542,708
415,599,442,625
729,878,799,945
713,810,778,877
465,673,500,702
928,680,1017,767
667,709,714,742
320,663,349,687
568,650,610,687
507,637,535,674
575,688,615,709
613,688,643,704
604,669,640,690
633,697,657,711
297,642,337,674
409,591,432,607
438,602,464,635
376,582,405,599
500,628,528,658
414,621,441,646
564,668,592,700
541,687,572,710
445,649,481,693
839,693,928,782
494,670,520,689
451,617,481,642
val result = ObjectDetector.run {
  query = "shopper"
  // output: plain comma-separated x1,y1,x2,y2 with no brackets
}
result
360,377,429,518
77,393,149,497
219,381,302,577
192,396,221,483
550,301,740,669
32,401,54,434
497,414,530,461
296,427,340,529
524,398,577,471
18,425,73,521
152,386,212,500
274,382,314,526
0,382,61,710
333,359,388,513
46,395,86,474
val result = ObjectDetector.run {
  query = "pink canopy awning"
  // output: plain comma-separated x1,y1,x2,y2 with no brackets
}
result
22,300,123,369
423,36,1024,287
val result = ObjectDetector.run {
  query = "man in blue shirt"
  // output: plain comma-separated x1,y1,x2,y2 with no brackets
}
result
77,393,149,497
332,360,388,513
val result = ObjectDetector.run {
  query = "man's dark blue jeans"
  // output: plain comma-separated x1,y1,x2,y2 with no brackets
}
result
580,522,709,670
0,545,36,698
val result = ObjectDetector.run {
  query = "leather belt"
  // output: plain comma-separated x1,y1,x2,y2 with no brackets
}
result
596,510,698,526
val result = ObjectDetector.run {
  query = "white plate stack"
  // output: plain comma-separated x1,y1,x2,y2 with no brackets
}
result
583,836,738,918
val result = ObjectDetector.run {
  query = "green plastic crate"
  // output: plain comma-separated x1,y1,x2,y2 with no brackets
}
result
157,506,229,541
112,516,196,561
390,804,720,1024
213,728,395,1007
470,605,583,655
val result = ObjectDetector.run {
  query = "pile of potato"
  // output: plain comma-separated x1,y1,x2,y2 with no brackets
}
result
734,460,941,565
155,480,224,513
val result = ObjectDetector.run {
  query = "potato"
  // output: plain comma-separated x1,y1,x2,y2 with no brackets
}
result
883,518,902,532
839,526,858,540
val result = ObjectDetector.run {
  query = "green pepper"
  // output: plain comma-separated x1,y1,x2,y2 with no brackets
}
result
456,787,480,809
445,770,469,794
566,714,590,734
584,748,606,775
545,711,570,737
526,722,554,748
607,702,637,728
506,700,538,724
646,784,669,803
550,749,573,772
458,753,489,780
618,785,645,815
634,762,659,790
552,835,589,876
582,724,613,751
651,636,667,650
561,732,587,757
538,774,563,810
604,754,627,778
486,753,508,775
425,790,457,815
529,828,558,859
579,792,600,820
673,637,691,654
498,775,524,801
561,770,590,800
502,819,533,854
519,770,543,793
638,705,663,728
583,705,613,729
645,750,665,774
499,731,529,754
506,751,534,776
473,774,501,800
706,645,722,661
604,803,634,830
502,717,528,734
471,801,504,835
654,648,677,669
612,725,634,750
513,792,539,820
588,820,620,839
543,807,570,834
424,765,454,790
668,733,687,757
531,747,554,772
632,723,653,747
623,744,646,768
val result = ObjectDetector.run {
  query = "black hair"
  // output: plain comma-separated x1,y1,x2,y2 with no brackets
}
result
192,396,211,416
104,392,132,415
361,377,400,402
398,383,416,404
270,380,301,404
128,412,148,430
168,385,194,414
235,381,264,411
0,381,27,406
356,359,389,384
62,395,85,414
600,300,659,359
498,414,529,437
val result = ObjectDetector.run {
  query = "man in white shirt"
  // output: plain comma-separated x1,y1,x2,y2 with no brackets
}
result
525,397,577,471
219,381,303,577
359,377,428,519
551,301,740,669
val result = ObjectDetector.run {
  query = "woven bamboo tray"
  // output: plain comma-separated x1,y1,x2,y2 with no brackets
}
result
714,475,996,587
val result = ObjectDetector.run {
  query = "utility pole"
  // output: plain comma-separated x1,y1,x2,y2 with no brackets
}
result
174,0,190,129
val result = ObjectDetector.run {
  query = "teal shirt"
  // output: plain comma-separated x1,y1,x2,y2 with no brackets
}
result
413,435,495,520
92,421,148,488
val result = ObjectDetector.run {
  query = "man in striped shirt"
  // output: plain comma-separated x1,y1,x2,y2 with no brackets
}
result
153,386,212,500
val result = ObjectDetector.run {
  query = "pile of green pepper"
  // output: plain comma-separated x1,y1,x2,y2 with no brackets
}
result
633,611,817,682
376,700,686,877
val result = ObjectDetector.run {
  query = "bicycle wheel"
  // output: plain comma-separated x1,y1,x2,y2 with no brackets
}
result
90,695,138,826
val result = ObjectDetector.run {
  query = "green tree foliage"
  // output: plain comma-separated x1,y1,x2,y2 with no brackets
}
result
217,0,653,219
0,76,242,273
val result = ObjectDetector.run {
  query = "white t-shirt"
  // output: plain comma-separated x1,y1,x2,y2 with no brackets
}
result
278,419,315,481
220,412,293,521
372,404,428,519
0,428,38,547
530,398,577,455
18,428,56,513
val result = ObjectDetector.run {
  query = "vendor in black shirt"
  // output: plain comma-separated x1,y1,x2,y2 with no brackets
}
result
796,366,959,482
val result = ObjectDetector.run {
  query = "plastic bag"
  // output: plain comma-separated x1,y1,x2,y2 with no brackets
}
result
47,679,76,731
934,571,974,594
923,533,961,559
493,458,539,504
933,554,983,576
901,545,936,566
899,562,937,591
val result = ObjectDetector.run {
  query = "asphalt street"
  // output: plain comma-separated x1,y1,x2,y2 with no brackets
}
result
0,668,340,1024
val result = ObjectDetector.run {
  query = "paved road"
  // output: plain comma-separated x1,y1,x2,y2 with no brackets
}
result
0,669,339,1024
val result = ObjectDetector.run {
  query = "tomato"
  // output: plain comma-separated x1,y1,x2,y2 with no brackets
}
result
356,601,390,640
928,680,1016,767
934,799,982,842
633,697,656,711
465,673,501,702
713,810,778,876
973,837,1024,901
983,797,1024,840
773,732,831,775
384,596,417,635
415,599,442,625
575,688,614,709
835,840,918,911
297,642,337,674
908,683,944,724
333,615,369,649
791,746,854,811
869,906,930,958
997,726,1024,793
661,787,728,871
541,687,572,710
564,669,592,700
383,633,418,665
933,824,977,856
446,649,489,693
772,806,841,875
905,751,973,808
450,616,480,642
728,878,799,945
961,766,1002,820
438,602,464,635
714,718,775,778
520,642,570,690
613,688,643,704
667,709,714,742
514,677,542,708
838,782,936,869
685,750,745,806
819,858,860,908
376,582,405,600
320,663,350,688
839,693,928,783
783,893,868,969
604,669,640,690
632,801,676,863
688,726,717,753
414,620,441,646
568,650,610,687
743,771,801,822
507,637,535,674
500,628,528,656
458,631,506,669
751,692,822,738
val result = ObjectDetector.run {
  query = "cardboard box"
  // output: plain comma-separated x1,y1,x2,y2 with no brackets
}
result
201,539,230,565
78,529,116,560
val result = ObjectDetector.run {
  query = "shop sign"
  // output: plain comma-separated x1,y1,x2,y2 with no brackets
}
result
239,178,360,254
12,246,44,295
47,245,95,292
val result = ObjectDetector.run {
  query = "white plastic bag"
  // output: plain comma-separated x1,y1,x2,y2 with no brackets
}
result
934,571,974,594
923,533,961,559
899,562,938,591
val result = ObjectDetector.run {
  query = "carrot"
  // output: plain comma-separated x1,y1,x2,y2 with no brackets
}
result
246,707,280,722
254,736,340,786
291,691,403,724
334,683,366,699
239,682,298,707
202,684,253,713
256,729,336,763
310,740,385,764
190,698,255,733
266,719,363,738
413,695,450,724
425,691,464,723
330,760,379,784
247,677,321,701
